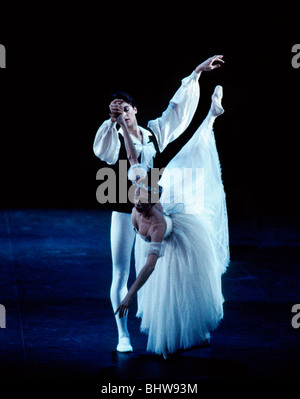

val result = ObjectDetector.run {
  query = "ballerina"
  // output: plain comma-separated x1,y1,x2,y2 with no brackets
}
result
115,85,229,359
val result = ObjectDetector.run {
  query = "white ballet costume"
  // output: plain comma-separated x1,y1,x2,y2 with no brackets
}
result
133,87,230,358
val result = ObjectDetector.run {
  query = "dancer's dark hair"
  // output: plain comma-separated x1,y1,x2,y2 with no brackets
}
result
109,91,137,108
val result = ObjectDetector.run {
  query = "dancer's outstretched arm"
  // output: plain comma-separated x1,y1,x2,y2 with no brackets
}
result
148,55,224,152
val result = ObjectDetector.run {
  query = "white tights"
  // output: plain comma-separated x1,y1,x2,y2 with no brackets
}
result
110,211,136,351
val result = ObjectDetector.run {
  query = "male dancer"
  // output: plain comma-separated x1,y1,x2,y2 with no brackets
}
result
93,55,224,352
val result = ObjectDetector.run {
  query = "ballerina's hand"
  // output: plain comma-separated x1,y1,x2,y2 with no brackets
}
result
115,296,132,318
195,55,224,73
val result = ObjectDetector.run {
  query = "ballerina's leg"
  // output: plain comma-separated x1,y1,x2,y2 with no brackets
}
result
205,85,225,128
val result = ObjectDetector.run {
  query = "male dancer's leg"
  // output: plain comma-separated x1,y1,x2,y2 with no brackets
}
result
110,211,135,352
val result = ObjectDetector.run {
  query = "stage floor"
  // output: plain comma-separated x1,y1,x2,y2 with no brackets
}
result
0,208,299,380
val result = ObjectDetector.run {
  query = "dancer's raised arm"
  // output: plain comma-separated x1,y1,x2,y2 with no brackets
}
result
116,112,138,166
148,55,224,152
194,55,224,73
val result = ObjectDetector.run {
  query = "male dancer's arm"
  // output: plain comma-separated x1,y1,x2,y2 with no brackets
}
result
148,55,224,152
93,119,120,164
93,99,126,164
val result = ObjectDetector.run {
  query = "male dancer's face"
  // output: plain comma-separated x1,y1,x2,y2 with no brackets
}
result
118,101,137,128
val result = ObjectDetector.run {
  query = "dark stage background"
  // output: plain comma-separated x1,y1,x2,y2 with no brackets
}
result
0,2,299,222
0,1,300,386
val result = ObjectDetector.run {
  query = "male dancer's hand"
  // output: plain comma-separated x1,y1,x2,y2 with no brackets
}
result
109,99,124,122
195,55,224,73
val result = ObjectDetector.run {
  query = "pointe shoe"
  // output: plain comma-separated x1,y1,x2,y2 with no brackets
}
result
211,85,224,117
116,337,133,353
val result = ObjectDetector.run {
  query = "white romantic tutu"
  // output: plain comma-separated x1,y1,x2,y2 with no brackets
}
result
134,116,230,356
